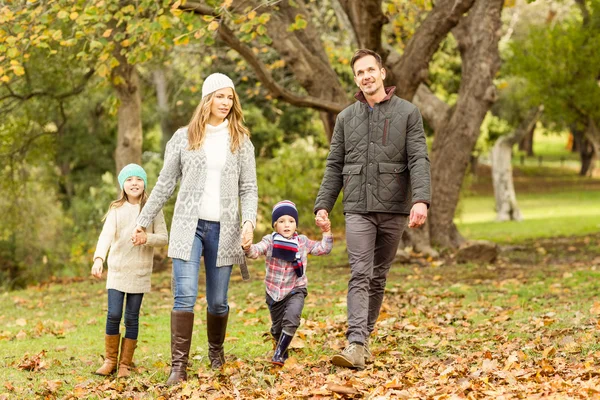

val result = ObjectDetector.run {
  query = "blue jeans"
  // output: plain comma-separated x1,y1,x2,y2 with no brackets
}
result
172,220,232,315
106,289,144,339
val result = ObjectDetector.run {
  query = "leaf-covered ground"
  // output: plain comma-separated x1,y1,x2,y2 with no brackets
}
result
2,234,600,399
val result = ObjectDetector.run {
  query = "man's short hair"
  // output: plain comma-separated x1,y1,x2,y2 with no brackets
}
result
350,49,383,75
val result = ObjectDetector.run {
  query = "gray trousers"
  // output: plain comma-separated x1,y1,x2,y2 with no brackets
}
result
345,212,407,344
266,288,307,337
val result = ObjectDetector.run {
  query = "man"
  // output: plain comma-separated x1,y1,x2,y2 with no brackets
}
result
314,49,431,369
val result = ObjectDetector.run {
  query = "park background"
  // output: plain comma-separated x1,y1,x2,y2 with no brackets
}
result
2,0,600,398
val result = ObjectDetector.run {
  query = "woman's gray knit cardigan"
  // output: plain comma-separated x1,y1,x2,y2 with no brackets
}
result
137,127,258,279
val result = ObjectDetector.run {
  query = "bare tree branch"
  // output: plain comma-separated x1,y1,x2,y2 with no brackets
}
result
0,69,95,103
388,0,476,101
338,0,387,53
413,84,450,133
182,1,347,114
217,24,345,113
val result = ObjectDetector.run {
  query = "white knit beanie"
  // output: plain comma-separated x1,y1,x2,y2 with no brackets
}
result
201,73,235,98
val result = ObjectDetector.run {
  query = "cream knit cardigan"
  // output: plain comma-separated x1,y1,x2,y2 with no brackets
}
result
137,124,258,279
94,202,168,293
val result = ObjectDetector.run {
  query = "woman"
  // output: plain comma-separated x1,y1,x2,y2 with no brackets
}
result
134,73,258,385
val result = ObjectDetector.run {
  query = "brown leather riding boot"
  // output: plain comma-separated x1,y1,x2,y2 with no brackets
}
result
207,310,229,369
117,338,137,378
94,334,121,376
166,311,194,386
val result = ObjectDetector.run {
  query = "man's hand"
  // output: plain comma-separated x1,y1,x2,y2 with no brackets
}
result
315,209,329,229
241,221,254,250
91,258,103,278
408,202,428,228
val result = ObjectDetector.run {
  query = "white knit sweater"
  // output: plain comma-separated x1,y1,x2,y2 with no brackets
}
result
93,202,168,293
198,121,228,221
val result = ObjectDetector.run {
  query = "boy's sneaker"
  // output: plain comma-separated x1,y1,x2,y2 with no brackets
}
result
331,342,366,370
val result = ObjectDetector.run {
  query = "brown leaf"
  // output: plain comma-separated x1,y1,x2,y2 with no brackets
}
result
327,383,358,395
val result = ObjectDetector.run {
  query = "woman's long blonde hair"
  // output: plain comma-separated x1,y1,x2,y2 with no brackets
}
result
103,190,148,221
187,89,250,152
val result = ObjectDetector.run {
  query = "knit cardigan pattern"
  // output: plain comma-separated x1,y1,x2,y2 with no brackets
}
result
137,125,258,278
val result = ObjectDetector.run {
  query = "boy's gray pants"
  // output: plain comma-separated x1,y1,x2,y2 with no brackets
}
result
344,212,407,345
266,287,307,337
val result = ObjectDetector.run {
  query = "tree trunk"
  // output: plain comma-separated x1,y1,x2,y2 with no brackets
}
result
518,122,535,156
153,68,175,152
112,63,143,174
428,0,504,247
581,118,600,176
491,106,542,221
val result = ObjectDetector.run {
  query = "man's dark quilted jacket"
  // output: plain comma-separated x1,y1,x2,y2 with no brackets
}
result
314,87,431,215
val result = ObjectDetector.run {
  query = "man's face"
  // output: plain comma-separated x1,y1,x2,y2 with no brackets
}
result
353,55,386,96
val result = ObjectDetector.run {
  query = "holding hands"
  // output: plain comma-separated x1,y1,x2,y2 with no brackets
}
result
131,226,147,246
241,221,254,251
315,209,331,233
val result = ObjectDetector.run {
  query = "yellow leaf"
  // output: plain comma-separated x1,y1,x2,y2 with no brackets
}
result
248,10,256,20
221,0,233,9
12,64,25,76
171,0,181,9
120,39,131,47
51,30,62,40
0,75,10,83
102,29,112,38
57,10,68,19
207,21,219,31
69,11,78,20
97,63,109,77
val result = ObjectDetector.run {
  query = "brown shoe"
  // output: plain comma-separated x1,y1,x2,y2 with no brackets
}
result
207,310,228,369
331,343,366,370
117,338,137,378
94,334,121,376
166,311,194,386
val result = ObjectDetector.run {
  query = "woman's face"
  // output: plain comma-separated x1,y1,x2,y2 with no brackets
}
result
209,87,234,123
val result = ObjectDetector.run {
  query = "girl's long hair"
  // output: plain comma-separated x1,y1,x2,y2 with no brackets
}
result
187,89,250,152
103,190,148,221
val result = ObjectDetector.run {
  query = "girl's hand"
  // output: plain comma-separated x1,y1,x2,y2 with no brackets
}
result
131,227,147,246
91,258,103,278
241,221,254,249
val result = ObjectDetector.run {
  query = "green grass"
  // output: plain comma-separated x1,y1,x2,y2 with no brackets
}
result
456,190,600,242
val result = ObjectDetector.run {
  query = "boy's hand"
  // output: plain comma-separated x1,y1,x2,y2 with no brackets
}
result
91,258,103,278
241,221,254,249
315,210,330,231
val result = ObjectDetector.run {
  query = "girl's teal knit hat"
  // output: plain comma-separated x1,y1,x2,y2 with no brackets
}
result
118,163,147,189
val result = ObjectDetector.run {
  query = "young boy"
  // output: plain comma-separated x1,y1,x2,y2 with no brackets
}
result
243,200,333,365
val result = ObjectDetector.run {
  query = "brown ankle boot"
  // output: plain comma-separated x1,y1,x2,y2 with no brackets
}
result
94,334,121,376
166,311,194,386
207,310,228,369
117,338,137,378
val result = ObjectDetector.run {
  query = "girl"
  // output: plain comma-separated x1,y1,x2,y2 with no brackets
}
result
92,163,168,378
243,200,333,366
133,73,258,385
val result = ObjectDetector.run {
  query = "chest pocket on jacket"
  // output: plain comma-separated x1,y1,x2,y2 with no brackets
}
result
378,162,407,202
342,164,363,203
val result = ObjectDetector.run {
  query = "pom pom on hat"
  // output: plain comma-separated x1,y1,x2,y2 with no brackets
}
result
118,163,148,190
272,200,298,227
202,73,235,98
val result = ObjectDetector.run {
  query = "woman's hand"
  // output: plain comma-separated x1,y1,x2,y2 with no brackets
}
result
241,221,254,250
131,226,147,246
91,258,103,278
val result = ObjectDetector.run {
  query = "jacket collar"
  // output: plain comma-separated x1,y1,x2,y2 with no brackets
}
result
354,86,396,105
